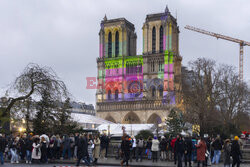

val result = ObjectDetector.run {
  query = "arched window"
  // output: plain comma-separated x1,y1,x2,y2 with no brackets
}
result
108,32,112,58
158,85,163,97
115,31,119,57
152,27,156,53
115,89,118,100
128,34,131,56
151,86,156,97
108,90,112,100
160,26,163,53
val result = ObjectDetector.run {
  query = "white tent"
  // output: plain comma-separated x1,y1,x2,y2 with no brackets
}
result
71,113,115,130
97,124,155,137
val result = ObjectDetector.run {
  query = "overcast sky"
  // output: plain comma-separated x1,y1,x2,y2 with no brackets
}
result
0,0,250,105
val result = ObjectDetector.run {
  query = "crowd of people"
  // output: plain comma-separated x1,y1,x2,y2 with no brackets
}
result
0,132,245,167
0,132,110,166
119,134,244,167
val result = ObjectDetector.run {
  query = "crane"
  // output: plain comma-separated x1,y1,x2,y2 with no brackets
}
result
185,25,250,81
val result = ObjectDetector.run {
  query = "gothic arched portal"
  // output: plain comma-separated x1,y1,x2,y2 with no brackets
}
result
105,115,116,123
147,113,162,124
122,111,141,124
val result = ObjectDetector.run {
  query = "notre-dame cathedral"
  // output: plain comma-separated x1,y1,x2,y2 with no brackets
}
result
96,6,182,124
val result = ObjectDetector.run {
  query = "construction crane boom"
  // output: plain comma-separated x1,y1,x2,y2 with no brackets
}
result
185,25,250,81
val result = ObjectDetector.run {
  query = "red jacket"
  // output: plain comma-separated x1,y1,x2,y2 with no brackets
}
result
171,138,177,152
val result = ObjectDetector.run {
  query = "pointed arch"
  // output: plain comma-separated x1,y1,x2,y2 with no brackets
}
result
115,31,119,57
108,32,112,58
122,111,141,124
107,89,112,100
159,26,163,53
151,86,156,98
152,26,156,53
158,85,163,97
147,113,162,124
105,115,116,123
115,89,119,100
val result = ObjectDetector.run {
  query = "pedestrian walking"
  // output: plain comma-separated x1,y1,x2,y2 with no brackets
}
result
76,134,90,166
171,136,177,164
40,137,48,163
136,136,144,162
231,136,242,167
0,134,7,165
130,135,136,162
195,137,207,167
93,135,100,164
62,134,71,160
223,139,231,167
175,135,184,167
151,136,159,162
120,135,131,167
184,135,193,167
146,137,152,160
100,133,108,159
159,136,167,161
32,137,41,163
88,134,94,163
10,137,20,164
211,135,222,164
25,135,33,164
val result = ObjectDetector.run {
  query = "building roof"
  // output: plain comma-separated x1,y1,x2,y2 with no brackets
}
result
71,112,114,125
101,17,135,30
97,124,155,136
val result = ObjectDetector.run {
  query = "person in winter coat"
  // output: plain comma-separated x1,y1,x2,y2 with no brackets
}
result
211,135,222,164
62,134,71,160
231,136,242,167
76,134,89,166
54,135,61,159
223,139,231,167
120,135,132,167
100,133,109,159
136,136,144,162
175,135,184,167
32,137,41,162
93,135,100,164
25,135,33,164
19,134,27,161
184,135,193,167
40,137,48,163
195,137,207,167
130,136,136,162
151,136,160,162
0,134,7,165
146,137,152,160
171,136,177,164
10,137,20,164
159,136,167,161
87,134,94,163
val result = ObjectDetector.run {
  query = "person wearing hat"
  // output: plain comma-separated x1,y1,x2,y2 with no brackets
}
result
120,134,132,167
231,136,242,167
152,136,159,162
223,139,231,167
159,136,167,161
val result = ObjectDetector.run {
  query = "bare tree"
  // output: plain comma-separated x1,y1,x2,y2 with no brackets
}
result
5,63,69,114
181,58,249,136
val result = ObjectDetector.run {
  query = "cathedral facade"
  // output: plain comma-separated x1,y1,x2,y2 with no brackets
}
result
96,7,182,124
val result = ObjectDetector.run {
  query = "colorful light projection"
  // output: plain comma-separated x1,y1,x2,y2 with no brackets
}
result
102,56,143,101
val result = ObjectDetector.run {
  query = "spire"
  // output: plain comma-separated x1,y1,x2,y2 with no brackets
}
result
165,5,169,14
103,14,107,21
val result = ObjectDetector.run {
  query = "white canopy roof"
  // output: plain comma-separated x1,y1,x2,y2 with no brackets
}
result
71,113,114,125
97,124,155,137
